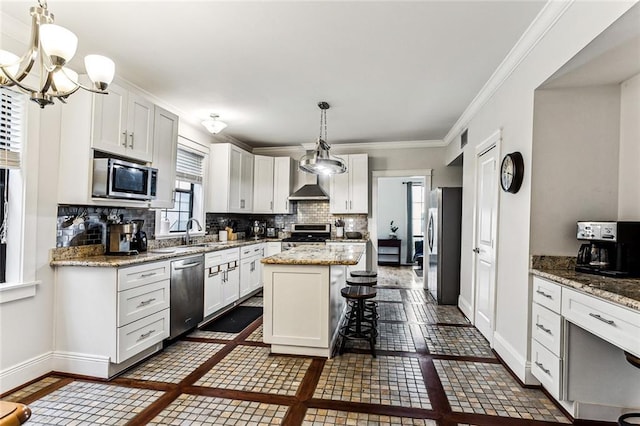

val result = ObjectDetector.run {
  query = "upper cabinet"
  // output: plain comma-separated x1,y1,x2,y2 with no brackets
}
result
150,106,179,209
91,82,155,163
330,154,368,214
208,143,254,213
253,156,293,214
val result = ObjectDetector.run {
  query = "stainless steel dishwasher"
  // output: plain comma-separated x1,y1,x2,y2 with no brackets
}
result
170,255,204,339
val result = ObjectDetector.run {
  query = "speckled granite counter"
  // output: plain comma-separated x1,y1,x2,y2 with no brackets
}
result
530,256,640,311
50,239,282,268
261,244,364,266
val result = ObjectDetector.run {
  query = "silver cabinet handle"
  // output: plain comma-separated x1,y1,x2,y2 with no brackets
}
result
350,200,352,209
270,201,273,210
535,361,550,375
137,329,155,342
472,248,480,253
589,313,615,325
536,289,552,299
240,199,245,209
345,200,348,209
140,272,156,278
536,323,552,334
121,131,127,146
137,298,156,308
174,262,202,270
128,132,134,148
285,201,288,211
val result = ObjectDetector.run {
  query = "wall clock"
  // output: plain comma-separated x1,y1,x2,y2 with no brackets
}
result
500,151,524,193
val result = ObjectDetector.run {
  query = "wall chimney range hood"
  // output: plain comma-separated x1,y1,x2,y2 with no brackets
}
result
288,173,330,201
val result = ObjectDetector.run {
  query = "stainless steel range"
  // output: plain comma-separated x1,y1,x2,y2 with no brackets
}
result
282,223,331,250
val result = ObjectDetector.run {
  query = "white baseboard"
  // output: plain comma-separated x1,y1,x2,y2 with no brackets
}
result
575,400,639,422
51,351,111,379
0,352,53,393
458,295,473,322
492,331,531,384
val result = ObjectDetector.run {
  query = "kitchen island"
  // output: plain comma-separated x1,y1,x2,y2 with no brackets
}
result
261,244,365,357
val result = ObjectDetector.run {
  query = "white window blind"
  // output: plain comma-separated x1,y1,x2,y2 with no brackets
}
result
175,147,204,184
0,88,24,169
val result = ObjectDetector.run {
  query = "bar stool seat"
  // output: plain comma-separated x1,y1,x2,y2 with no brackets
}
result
350,270,377,278
339,285,378,357
346,276,377,286
0,401,31,425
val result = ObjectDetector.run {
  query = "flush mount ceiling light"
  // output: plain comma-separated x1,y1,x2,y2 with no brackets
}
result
202,114,228,134
0,0,115,108
299,101,347,175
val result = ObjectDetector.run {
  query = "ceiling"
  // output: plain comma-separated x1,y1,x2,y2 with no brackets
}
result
1,1,547,148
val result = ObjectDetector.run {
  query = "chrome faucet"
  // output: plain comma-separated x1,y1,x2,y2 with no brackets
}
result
184,218,202,245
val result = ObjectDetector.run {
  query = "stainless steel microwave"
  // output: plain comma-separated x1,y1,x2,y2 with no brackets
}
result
92,158,157,201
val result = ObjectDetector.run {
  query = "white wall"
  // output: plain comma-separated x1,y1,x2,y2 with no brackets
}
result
618,72,640,219
377,177,408,261
445,1,636,383
531,85,621,256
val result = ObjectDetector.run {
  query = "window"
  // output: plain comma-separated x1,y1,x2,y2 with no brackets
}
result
0,88,24,284
159,143,206,236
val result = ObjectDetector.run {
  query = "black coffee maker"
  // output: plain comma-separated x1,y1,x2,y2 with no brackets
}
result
576,221,640,277
131,219,148,252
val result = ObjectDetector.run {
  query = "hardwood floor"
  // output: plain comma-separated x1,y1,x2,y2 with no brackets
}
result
1,266,613,425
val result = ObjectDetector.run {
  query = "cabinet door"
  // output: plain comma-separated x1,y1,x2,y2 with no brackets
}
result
150,106,178,208
126,93,155,162
228,147,243,211
273,157,292,214
204,267,224,317
330,171,350,214
240,257,253,297
253,155,274,213
240,151,254,211
223,264,240,305
92,82,127,156
348,154,368,213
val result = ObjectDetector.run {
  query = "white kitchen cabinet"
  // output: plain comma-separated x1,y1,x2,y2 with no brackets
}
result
54,260,171,378
330,154,368,214
240,243,265,297
204,248,240,318
150,106,179,209
240,255,253,298
253,156,293,214
208,143,254,213
92,82,155,162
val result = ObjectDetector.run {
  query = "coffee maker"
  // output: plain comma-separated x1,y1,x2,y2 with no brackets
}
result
576,221,640,277
106,222,138,255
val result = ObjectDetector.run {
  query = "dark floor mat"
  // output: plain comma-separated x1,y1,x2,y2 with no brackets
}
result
200,306,263,333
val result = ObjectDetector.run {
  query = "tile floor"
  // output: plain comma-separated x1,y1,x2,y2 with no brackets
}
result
1,266,579,425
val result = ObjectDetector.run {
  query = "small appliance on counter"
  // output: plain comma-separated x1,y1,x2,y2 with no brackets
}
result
266,227,276,238
106,222,138,255
131,219,148,252
575,221,640,277
252,221,265,240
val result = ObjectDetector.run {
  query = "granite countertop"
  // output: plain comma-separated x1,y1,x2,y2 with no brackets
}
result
325,238,369,243
50,238,282,268
261,244,364,266
530,256,640,311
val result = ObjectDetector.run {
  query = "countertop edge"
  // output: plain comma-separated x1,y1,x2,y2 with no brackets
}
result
530,269,640,312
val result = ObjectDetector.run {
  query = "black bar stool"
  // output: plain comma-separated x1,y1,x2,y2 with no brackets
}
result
350,270,377,278
339,285,378,357
346,275,378,324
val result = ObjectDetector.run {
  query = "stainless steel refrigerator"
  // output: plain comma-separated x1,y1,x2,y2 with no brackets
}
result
426,187,462,304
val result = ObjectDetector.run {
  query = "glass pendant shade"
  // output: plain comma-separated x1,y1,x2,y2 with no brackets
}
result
0,50,20,84
84,55,115,88
52,67,78,94
39,24,78,65
202,115,228,134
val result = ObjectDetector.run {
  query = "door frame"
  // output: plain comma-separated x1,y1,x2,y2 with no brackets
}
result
470,129,501,344
370,169,432,280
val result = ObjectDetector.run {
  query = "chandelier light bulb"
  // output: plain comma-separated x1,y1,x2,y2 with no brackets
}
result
52,67,78,94
84,55,115,90
0,50,20,85
39,24,78,66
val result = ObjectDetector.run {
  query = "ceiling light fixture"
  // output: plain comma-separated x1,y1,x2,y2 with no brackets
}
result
0,0,115,108
299,101,347,175
202,114,228,134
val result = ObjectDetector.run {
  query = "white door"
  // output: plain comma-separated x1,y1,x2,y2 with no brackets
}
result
473,143,499,343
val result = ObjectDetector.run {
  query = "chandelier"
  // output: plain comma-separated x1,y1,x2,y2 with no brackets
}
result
299,101,347,175
202,114,228,134
0,0,115,108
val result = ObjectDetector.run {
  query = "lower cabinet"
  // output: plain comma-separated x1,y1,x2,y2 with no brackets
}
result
240,243,265,298
204,248,240,318
54,260,171,378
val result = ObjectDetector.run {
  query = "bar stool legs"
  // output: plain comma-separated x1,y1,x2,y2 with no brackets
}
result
339,286,378,357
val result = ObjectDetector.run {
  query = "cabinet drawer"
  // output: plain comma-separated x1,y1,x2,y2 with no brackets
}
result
222,248,239,263
205,252,224,268
118,261,170,291
116,308,169,363
531,339,562,400
531,303,562,356
562,287,640,356
117,280,170,327
532,277,561,313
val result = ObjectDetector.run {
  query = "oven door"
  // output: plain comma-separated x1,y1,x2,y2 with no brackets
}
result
108,159,153,200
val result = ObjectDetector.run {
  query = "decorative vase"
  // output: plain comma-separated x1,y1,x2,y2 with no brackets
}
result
389,232,397,239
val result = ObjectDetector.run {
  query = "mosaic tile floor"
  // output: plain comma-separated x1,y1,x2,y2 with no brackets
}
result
2,266,572,425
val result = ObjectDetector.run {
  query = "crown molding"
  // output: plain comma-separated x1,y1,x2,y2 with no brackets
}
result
252,139,445,155
443,0,575,146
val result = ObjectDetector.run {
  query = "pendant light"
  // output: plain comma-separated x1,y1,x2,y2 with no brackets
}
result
299,101,347,175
